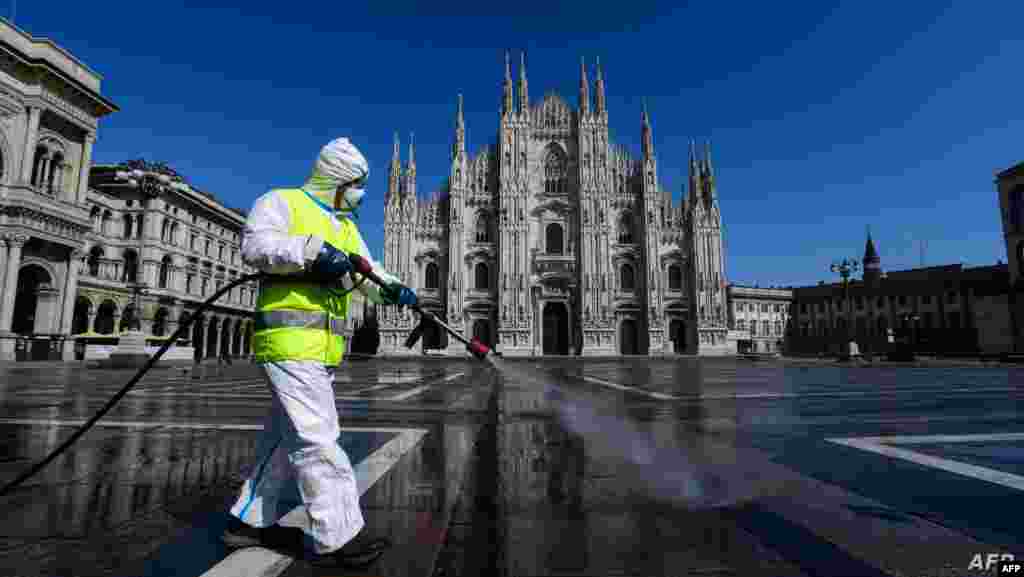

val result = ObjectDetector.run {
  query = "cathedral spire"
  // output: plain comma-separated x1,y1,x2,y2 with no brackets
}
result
387,131,401,206
518,51,529,114
579,55,590,116
594,55,606,116
503,50,513,116
408,132,416,175
402,131,416,201
454,93,465,159
688,139,702,205
704,139,716,203
641,98,654,160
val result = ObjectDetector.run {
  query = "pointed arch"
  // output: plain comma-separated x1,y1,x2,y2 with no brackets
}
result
668,263,683,290
545,222,564,254
474,262,490,290
544,143,567,194
619,262,635,291
618,211,633,244
424,261,439,290
474,211,492,243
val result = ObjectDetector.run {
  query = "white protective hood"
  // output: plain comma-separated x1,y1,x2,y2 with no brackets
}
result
302,137,368,215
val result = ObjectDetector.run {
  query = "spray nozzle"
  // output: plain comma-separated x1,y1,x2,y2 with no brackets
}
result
348,253,373,276
468,337,491,360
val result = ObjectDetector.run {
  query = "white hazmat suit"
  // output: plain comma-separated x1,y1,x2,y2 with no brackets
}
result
229,138,400,554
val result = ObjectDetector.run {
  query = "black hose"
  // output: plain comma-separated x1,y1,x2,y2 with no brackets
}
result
0,271,366,497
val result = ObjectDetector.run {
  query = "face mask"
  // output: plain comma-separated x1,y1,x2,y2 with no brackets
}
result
341,187,365,220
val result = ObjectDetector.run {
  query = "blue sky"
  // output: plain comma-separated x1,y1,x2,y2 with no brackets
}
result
13,1,1023,287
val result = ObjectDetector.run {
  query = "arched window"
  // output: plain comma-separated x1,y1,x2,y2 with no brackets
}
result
475,213,492,243
668,264,682,290
618,212,633,244
170,222,179,246
545,223,564,254
30,146,46,187
122,214,133,239
122,250,138,283
425,262,439,289
158,255,172,288
474,262,489,290
544,145,567,194
620,263,635,291
161,218,170,243
88,246,103,277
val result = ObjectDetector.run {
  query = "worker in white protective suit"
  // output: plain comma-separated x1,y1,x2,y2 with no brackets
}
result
220,137,417,569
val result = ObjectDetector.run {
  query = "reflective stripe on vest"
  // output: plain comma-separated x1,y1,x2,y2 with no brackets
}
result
252,187,362,365
254,310,347,336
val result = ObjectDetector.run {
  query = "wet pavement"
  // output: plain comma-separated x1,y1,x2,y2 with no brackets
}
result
0,357,1022,576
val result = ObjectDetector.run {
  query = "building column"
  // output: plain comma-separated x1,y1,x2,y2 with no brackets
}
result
0,235,28,360
208,319,219,360
20,107,41,185
61,249,83,360
77,133,95,204
35,152,51,189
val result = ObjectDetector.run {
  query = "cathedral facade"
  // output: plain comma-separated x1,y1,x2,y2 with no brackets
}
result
378,54,731,356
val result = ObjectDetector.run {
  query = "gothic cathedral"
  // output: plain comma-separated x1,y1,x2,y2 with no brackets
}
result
378,53,730,356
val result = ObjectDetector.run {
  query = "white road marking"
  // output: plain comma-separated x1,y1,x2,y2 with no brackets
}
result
443,371,466,382
828,433,1024,492
843,433,1024,445
386,385,430,401
580,374,1022,402
580,375,677,400
201,427,428,577
343,383,391,394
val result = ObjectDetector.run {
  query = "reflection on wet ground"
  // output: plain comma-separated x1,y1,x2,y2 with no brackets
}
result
0,358,1022,576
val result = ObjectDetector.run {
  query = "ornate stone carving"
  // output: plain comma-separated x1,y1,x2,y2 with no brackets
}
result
5,233,29,247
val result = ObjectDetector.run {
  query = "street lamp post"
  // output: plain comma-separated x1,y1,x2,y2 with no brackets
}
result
125,282,149,332
830,258,860,360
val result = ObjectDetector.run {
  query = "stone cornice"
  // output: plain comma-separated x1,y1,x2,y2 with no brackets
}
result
0,20,117,116
0,190,91,245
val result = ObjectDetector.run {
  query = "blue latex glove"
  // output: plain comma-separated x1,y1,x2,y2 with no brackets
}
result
309,241,352,280
381,282,417,306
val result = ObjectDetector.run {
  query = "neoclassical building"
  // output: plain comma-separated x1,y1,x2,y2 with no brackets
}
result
0,20,257,361
0,20,116,360
378,54,731,356
727,285,792,354
78,160,257,361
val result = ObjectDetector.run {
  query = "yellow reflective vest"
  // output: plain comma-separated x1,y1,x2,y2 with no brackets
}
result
251,188,362,365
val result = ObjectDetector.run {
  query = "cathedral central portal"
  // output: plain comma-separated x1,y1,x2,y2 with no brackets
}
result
542,301,570,355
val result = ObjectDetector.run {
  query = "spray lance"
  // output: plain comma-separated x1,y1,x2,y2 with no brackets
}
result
347,254,500,362
0,253,495,497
